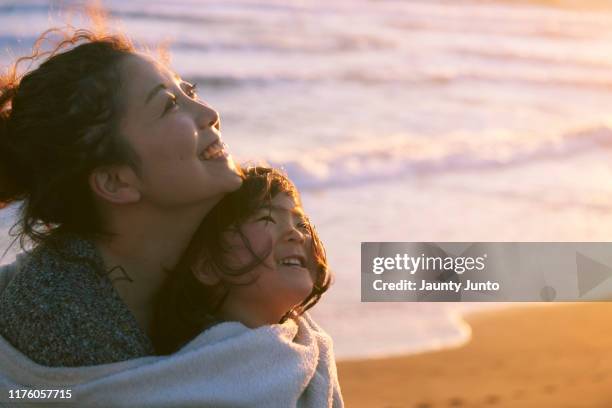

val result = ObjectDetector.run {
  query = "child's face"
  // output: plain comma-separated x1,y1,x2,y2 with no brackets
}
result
217,192,315,327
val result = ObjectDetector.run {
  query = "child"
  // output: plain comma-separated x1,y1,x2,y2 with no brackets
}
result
152,166,332,354
151,166,343,407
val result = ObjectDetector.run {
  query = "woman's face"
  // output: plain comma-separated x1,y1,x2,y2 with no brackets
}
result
218,193,315,327
117,54,241,208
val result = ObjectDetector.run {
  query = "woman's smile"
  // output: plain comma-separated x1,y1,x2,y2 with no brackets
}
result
200,139,229,161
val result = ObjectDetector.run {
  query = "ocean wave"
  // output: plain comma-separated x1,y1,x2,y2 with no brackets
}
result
266,126,612,190
179,68,612,91
453,47,612,71
109,8,246,26
0,4,49,14
338,66,612,90
0,35,38,51
184,74,293,88
168,34,395,54
419,71,612,90
387,16,602,41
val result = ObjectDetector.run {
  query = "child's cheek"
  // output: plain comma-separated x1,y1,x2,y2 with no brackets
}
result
304,237,318,281
222,224,273,268
241,223,271,254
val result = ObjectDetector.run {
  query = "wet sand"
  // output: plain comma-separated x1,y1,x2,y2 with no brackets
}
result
337,303,612,407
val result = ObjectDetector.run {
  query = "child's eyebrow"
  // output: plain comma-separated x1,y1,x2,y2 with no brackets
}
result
257,204,305,217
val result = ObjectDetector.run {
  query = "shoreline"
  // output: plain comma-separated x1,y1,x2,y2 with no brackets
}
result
337,303,612,407
332,303,545,363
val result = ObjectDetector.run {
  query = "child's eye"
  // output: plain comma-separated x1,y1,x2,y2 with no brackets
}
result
296,221,311,234
257,215,276,224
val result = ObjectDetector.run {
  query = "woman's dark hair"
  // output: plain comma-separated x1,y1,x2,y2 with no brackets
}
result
152,166,332,355
0,28,140,249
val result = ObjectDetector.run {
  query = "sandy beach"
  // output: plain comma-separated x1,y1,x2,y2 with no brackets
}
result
338,304,612,408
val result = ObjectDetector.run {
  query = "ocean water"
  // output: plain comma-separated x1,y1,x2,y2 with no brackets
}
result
2,0,612,359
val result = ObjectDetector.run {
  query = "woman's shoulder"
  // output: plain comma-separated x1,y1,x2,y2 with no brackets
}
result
0,252,26,291
0,234,154,366
0,234,115,305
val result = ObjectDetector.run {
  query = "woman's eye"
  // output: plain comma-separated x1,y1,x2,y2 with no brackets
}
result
162,95,178,115
183,82,198,99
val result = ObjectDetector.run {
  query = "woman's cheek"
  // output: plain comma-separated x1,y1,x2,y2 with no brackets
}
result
158,116,198,154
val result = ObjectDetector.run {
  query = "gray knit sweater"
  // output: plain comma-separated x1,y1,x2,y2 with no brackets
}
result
0,234,154,367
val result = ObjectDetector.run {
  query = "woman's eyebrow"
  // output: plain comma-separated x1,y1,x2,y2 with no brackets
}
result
145,83,168,105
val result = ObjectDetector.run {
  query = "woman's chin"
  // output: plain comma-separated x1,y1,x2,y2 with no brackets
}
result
228,171,243,191
220,162,243,193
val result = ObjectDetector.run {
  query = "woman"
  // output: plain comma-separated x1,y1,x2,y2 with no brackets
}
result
0,27,242,366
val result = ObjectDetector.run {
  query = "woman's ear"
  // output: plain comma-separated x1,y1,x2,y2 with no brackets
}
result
89,165,141,204
191,258,221,286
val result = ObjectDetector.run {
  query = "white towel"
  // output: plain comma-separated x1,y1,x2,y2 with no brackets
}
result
0,259,344,408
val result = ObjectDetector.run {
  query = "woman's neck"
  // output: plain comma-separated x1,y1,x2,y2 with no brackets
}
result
95,199,221,334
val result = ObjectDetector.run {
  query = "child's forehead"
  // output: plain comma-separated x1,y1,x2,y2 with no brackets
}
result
257,194,304,216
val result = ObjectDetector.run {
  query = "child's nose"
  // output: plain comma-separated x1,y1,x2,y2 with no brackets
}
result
286,226,306,244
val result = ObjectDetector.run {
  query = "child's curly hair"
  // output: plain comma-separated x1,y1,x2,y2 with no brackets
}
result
152,166,331,354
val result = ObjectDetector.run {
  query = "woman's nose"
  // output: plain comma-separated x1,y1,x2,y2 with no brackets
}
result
195,102,220,131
